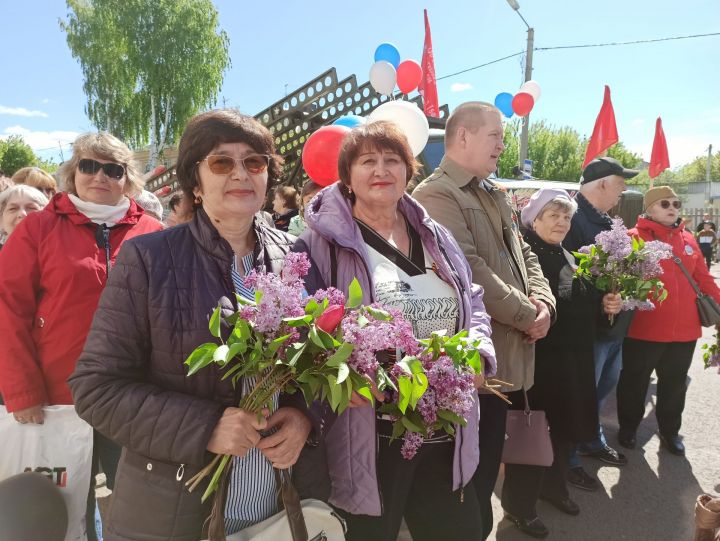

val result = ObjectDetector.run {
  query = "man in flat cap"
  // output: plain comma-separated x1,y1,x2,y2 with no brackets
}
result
563,156,639,491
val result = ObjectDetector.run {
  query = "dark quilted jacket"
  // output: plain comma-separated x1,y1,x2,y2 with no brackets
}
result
68,208,327,541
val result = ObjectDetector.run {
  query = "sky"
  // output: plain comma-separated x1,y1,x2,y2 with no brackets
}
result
1,0,719,170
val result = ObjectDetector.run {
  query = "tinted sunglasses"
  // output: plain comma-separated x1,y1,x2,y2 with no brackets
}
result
78,158,126,180
200,154,270,175
659,199,681,210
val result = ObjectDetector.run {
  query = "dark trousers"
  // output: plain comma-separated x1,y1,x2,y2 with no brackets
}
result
700,245,713,269
617,338,696,437
337,427,483,541
86,431,121,541
502,432,573,519
471,393,509,540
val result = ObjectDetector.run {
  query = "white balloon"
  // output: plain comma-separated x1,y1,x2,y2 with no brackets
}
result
519,80,541,102
369,61,397,97
369,100,430,156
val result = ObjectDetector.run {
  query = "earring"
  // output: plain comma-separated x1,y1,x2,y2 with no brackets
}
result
347,186,353,194
194,194,202,204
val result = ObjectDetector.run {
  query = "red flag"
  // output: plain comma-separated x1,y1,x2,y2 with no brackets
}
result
649,117,670,179
418,9,439,118
583,85,619,167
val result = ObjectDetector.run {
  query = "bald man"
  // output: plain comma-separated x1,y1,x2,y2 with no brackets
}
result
413,101,555,539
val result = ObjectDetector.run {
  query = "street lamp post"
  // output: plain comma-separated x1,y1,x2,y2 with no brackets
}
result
506,0,534,176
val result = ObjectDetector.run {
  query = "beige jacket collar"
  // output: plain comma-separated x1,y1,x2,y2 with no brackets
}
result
438,155,499,190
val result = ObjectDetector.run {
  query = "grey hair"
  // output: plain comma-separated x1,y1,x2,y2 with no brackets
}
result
537,197,578,221
0,184,50,232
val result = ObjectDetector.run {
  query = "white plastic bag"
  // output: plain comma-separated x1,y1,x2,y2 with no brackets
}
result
0,405,94,541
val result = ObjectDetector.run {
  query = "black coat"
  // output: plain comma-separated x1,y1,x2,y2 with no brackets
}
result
523,231,599,443
68,209,328,541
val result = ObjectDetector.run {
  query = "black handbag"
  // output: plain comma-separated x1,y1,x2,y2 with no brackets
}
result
673,256,720,327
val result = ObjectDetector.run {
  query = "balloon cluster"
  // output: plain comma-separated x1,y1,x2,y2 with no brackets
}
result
369,43,423,96
494,80,541,118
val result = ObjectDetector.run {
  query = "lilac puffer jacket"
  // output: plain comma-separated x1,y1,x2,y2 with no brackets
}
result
294,184,496,516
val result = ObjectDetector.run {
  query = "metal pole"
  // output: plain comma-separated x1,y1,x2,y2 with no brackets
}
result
518,27,534,171
707,144,713,205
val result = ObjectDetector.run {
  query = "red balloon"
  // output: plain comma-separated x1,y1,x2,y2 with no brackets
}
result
511,92,535,117
302,125,351,186
396,60,423,94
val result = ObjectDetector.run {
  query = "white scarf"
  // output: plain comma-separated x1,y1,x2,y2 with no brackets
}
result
68,193,131,226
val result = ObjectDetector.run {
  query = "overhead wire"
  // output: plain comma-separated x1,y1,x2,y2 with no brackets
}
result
436,31,720,81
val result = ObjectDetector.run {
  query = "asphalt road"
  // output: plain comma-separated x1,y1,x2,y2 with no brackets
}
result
489,269,720,541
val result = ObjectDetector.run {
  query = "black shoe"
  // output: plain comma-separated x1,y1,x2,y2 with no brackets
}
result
567,466,599,491
659,433,685,456
504,513,549,538
581,444,628,466
540,495,581,516
618,428,636,449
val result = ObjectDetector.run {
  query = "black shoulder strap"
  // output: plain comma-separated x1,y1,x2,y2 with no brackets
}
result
329,243,338,289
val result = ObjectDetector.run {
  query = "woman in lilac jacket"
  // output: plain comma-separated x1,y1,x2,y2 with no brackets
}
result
293,121,496,541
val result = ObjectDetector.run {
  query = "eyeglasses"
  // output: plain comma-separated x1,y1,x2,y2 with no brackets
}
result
659,199,681,210
199,154,270,175
78,158,126,180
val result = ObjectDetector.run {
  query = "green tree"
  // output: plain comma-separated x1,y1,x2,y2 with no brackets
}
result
0,136,37,176
61,0,230,166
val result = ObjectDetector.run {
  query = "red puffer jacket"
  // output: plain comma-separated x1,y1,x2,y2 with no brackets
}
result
0,192,163,411
627,216,720,342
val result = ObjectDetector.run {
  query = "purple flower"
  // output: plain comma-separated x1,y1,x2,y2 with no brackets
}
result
401,431,424,460
594,219,633,262
311,287,346,307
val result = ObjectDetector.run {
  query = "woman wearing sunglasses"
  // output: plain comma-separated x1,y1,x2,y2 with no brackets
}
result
0,131,163,540
68,110,325,540
617,186,720,456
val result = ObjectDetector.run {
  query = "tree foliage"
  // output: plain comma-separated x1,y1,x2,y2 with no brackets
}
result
497,119,642,182
0,136,37,176
60,0,230,165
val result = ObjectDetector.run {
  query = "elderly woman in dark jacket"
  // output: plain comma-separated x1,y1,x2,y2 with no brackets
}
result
501,189,622,539
69,110,324,541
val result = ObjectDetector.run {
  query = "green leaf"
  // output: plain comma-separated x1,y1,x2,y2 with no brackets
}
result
400,415,424,433
304,298,319,315
365,306,391,321
347,278,363,309
327,374,341,411
337,362,350,384
185,343,218,376
325,342,354,367
390,420,406,441
409,373,428,409
397,376,412,414
437,409,466,426
356,386,373,403
309,326,326,349
209,305,222,338
254,290,263,304
213,344,229,364
283,315,313,327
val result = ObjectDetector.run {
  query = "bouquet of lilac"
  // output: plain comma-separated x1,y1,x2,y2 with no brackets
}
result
378,331,486,459
701,328,720,373
575,218,673,320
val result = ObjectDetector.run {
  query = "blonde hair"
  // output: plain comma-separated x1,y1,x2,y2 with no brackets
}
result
58,132,143,197
11,167,57,194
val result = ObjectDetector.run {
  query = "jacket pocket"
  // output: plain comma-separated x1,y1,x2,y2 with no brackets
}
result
106,449,208,541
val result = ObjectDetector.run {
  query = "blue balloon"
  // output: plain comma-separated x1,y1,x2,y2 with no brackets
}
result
374,43,401,69
333,115,365,128
494,92,514,118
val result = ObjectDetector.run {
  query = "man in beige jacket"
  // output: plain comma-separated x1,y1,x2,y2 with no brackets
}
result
413,101,555,539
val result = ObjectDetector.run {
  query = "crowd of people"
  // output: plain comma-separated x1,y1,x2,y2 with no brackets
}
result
0,102,718,541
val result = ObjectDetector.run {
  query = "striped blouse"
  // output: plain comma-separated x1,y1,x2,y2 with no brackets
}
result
224,253,279,534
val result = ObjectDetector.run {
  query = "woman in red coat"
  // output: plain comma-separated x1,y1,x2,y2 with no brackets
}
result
616,186,720,456
0,132,163,539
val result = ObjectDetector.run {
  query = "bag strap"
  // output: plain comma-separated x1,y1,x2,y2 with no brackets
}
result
672,256,704,297
276,469,308,541
522,387,531,414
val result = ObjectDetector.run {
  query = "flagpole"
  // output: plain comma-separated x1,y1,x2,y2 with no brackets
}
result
519,27,534,172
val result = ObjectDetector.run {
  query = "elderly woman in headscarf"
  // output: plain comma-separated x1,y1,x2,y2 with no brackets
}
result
501,188,622,539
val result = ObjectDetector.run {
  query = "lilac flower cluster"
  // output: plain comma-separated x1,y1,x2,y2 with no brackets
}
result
636,240,674,279
621,299,655,311
341,304,419,375
311,287,346,307
397,355,476,460
594,219,633,262
242,253,309,335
